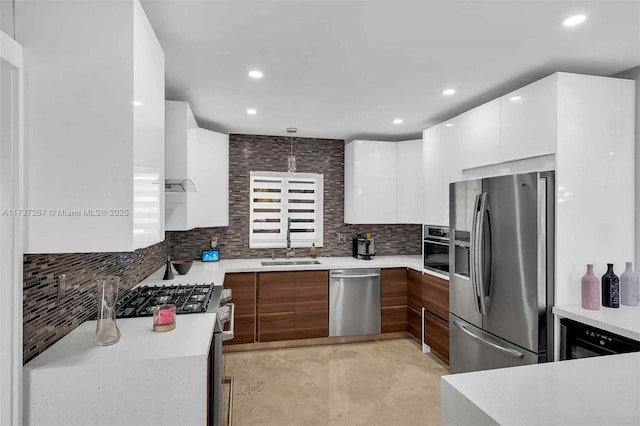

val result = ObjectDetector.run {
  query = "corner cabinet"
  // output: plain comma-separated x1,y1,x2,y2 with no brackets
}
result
345,140,397,224
18,0,165,253
165,100,229,231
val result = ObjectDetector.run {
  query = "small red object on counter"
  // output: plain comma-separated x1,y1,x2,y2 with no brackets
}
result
153,304,176,332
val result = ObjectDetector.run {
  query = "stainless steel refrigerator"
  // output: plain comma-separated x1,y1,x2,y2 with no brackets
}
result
449,171,554,374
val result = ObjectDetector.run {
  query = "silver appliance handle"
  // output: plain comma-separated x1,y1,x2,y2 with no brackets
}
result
330,274,380,279
559,323,567,361
470,194,481,314
222,303,235,341
453,319,524,359
476,193,490,315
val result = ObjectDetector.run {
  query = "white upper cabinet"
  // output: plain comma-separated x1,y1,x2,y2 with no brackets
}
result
165,101,229,231
423,116,462,226
396,139,423,224
500,74,557,163
345,140,397,224
17,0,165,253
422,125,442,226
460,99,500,169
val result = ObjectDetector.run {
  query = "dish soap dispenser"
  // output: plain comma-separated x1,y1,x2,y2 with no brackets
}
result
310,243,317,259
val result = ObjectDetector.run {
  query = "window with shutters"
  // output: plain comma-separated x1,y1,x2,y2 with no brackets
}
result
249,171,324,249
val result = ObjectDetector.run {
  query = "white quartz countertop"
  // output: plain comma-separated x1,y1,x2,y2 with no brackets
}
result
140,255,445,288
24,313,216,370
553,304,640,341
442,352,640,425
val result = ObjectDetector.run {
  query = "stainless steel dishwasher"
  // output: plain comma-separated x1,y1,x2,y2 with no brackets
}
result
329,268,381,336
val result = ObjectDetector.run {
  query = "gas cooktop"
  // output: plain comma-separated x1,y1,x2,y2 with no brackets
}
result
116,284,215,318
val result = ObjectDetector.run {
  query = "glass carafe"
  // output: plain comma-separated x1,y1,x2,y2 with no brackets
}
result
95,276,121,345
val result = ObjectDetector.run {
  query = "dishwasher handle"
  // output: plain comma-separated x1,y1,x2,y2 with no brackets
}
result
331,273,380,279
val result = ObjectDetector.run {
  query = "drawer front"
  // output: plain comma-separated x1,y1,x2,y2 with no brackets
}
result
259,312,295,342
224,314,255,345
424,311,449,362
381,268,408,307
295,271,328,312
294,310,329,339
422,273,449,321
381,305,407,333
258,272,295,314
407,268,422,311
407,307,421,340
223,272,256,317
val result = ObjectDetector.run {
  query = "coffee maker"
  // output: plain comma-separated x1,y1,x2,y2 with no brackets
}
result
352,233,375,260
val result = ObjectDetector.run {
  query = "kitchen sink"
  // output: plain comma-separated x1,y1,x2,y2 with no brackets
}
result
261,260,322,266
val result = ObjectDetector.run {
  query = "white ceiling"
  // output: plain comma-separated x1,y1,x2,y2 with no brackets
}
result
141,0,640,141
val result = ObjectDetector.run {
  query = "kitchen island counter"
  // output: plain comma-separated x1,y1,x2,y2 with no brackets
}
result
23,314,215,425
441,351,640,425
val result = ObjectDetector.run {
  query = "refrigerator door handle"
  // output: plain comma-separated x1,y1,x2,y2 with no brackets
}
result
453,319,524,359
477,193,491,315
470,194,482,314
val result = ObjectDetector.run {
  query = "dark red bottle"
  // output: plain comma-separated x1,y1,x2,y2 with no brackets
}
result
601,263,620,308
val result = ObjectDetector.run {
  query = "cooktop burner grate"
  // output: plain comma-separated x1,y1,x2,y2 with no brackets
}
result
115,284,215,318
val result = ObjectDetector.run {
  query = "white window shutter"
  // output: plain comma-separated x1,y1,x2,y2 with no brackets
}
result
249,171,323,249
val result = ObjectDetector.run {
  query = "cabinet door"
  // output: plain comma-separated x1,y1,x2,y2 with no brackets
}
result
422,125,443,225
132,0,165,249
407,268,422,311
223,273,256,345
258,272,295,341
396,139,423,224
381,268,407,307
407,307,421,340
352,140,397,224
439,116,462,227
381,268,408,333
422,273,449,321
191,129,229,227
294,271,329,339
460,99,500,169
424,311,449,362
500,74,557,162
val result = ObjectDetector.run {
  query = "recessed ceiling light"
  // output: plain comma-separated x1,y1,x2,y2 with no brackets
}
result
248,70,264,79
246,108,257,115
563,14,587,27
132,101,143,106
393,118,403,124
444,123,454,127
442,88,456,96
509,96,522,101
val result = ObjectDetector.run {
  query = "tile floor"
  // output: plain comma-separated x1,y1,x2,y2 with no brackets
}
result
224,338,449,426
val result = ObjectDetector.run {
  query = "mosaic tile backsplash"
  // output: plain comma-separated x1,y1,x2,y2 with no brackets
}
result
169,134,422,260
23,239,168,363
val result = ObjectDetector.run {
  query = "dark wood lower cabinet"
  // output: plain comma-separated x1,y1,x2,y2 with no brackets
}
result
294,271,329,339
223,273,256,345
424,311,449,362
381,306,407,333
407,307,421,340
294,311,328,339
259,312,295,342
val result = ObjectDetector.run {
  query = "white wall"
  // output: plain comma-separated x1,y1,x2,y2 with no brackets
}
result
614,66,640,272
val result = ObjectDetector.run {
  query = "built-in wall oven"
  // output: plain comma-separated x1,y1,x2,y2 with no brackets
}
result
423,225,450,274
560,318,640,360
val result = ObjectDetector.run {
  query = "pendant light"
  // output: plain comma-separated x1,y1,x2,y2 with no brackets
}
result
286,127,297,173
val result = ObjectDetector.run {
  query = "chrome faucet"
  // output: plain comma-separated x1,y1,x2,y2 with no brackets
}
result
285,217,295,259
